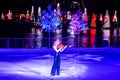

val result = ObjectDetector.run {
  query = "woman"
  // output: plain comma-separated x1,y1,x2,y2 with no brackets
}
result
51,39,67,76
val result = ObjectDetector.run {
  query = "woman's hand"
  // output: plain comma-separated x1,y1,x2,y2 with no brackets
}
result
59,45,67,52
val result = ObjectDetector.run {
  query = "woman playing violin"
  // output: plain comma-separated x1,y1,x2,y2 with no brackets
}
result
50,38,67,76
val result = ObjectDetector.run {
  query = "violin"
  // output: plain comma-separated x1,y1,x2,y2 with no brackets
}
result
57,44,65,49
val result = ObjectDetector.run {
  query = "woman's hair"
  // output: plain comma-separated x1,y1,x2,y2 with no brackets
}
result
54,38,61,46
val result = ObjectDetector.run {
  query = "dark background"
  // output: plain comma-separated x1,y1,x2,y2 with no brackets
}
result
0,0,119,48
0,0,119,14
0,0,119,36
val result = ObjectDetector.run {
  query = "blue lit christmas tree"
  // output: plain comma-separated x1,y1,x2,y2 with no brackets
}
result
40,5,61,32
40,5,61,48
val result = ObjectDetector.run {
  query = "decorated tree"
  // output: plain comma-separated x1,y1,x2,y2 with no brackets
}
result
69,9,89,34
40,5,61,48
69,9,89,47
40,5,61,32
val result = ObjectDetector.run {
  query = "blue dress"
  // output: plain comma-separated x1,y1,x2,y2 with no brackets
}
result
51,52,60,76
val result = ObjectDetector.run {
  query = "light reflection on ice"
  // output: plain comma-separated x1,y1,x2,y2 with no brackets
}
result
0,54,103,79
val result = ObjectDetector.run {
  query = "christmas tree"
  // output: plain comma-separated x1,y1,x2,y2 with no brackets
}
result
40,5,61,48
69,9,89,34
40,5,61,32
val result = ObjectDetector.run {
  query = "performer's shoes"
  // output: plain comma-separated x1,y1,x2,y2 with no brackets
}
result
57,73,60,75
51,74,55,76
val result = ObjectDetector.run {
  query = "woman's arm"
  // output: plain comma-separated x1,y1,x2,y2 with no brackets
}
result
59,45,72,52
59,45,67,52
53,46,62,53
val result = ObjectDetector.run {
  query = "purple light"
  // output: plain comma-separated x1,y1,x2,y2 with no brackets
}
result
69,9,89,33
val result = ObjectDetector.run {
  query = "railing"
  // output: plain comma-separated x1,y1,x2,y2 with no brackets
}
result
0,38,55,49
0,36,119,49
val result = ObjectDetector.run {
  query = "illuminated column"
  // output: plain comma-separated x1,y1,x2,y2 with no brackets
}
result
56,3,62,34
25,10,30,20
102,10,111,46
36,28,42,48
30,6,35,24
31,6,34,17
90,13,97,47
38,7,41,17
36,7,41,26
35,7,42,31
100,13,103,21
84,8,88,22
81,8,89,47
57,3,61,16
30,6,36,34
26,6,35,48
56,2,62,23
7,10,12,20
112,10,118,46
83,8,88,34
35,7,43,48
1,12,5,20
112,10,118,37
67,11,72,20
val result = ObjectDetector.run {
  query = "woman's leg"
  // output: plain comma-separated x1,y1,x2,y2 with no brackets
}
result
51,56,57,75
57,55,60,75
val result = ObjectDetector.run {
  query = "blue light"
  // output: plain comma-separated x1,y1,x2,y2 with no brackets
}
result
40,5,61,32
69,9,89,33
